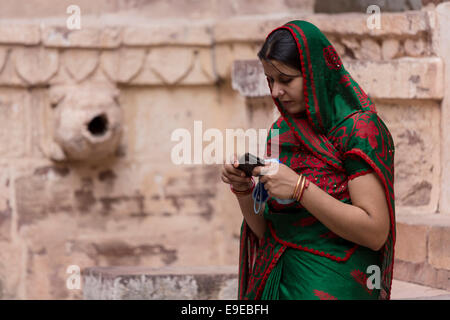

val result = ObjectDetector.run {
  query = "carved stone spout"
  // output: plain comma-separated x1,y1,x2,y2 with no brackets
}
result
48,85,123,163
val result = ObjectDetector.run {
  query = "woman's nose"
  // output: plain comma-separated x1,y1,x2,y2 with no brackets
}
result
271,83,285,99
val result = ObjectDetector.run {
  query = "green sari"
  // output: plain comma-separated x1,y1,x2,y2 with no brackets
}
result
238,21,396,300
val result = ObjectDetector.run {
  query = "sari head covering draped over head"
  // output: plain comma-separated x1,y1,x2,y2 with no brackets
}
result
238,20,396,300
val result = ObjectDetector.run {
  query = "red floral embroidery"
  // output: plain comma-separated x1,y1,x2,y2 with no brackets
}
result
292,216,317,227
246,236,276,295
339,74,352,87
353,85,374,110
355,120,379,149
290,153,304,168
323,45,342,70
313,289,338,300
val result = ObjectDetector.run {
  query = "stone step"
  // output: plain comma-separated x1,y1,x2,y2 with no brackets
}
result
82,265,450,300
394,212,450,291
82,265,239,300
391,279,450,300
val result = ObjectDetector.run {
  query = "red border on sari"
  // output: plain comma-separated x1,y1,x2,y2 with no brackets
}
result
344,148,396,299
268,221,359,262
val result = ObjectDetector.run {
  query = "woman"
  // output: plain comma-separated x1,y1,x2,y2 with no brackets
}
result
221,20,396,300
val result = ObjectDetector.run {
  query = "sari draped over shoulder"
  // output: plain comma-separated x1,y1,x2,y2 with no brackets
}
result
238,20,396,300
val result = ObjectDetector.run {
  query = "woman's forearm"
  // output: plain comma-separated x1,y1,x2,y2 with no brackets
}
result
299,181,381,251
235,192,267,240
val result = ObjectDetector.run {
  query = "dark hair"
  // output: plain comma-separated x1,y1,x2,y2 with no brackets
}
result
257,29,301,73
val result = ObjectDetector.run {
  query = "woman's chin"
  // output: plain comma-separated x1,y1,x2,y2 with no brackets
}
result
286,106,305,114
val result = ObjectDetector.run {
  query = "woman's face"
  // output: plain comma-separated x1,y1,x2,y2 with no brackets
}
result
261,59,305,114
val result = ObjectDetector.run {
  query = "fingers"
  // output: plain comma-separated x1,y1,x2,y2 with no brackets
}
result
252,163,270,177
223,155,248,181
222,159,251,186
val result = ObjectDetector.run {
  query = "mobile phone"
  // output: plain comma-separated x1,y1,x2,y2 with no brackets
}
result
237,152,265,177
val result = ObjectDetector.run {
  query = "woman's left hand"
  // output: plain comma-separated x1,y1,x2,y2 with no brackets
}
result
252,162,300,199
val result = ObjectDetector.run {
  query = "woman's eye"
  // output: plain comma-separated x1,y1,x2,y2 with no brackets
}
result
280,78,292,84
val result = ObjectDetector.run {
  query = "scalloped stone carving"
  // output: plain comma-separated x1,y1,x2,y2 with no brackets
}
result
63,49,99,83
101,48,145,83
146,47,195,85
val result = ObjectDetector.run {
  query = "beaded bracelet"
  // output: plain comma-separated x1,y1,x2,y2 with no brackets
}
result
230,177,255,196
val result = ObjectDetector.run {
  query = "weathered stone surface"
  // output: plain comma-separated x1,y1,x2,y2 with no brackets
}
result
341,38,360,59
0,241,23,299
20,215,86,300
28,88,52,159
394,260,450,291
215,11,431,42
42,25,121,48
122,23,213,46
381,39,401,60
82,266,238,300
14,161,74,228
344,57,444,100
404,38,426,57
214,45,234,79
437,2,450,214
232,60,269,98
0,162,11,242
390,279,450,300
14,47,59,85
63,50,99,83
231,58,444,100
0,22,40,45
395,223,429,263
119,86,230,162
371,101,440,213
0,0,315,19
394,213,450,290
314,0,422,13
0,89,29,158
359,38,382,60
428,226,450,270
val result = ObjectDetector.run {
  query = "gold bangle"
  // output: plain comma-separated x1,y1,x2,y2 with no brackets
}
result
292,175,302,199
296,176,306,202
294,175,304,200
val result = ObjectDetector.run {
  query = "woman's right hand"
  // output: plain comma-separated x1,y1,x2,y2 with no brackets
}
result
222,154,253,192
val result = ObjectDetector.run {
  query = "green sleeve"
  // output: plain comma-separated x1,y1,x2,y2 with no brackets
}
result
343,154,373,178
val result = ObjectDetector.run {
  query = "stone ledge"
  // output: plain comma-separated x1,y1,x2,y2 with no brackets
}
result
82,266,238,300
215,10,432,43
232,58,444,100
0,10,433,47
0,21,40,45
